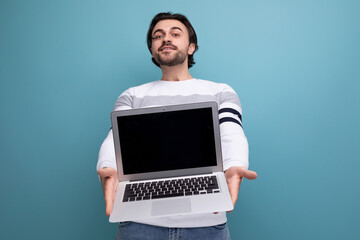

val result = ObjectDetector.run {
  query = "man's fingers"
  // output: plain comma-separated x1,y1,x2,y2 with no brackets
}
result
229,182,239,206
242,169,257,180
223,167,257,213
97,167,118,216
104,177,116,216
225,166,258,181
227,178,240,212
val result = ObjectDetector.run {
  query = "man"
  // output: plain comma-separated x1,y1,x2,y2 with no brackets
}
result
97,12,257,240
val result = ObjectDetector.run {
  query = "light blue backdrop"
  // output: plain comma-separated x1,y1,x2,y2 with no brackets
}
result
1,0,359,239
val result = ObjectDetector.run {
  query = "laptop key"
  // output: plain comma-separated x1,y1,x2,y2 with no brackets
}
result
125,193,137,198
152,192,184,199
205,184,218,190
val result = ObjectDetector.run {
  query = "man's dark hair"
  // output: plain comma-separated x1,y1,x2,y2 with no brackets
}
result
146,12,199,69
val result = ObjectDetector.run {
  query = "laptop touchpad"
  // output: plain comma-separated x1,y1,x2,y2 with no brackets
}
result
151,198,191,216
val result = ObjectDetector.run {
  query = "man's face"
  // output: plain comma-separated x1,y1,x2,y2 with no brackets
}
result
150,19,195,67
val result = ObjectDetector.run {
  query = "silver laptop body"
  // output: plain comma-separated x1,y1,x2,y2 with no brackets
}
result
109,101,233,222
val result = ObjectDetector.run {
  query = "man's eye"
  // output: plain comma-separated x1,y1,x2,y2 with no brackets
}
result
153,35,163,39
173,33,180,37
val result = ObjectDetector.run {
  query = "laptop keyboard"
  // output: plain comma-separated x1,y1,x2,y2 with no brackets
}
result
122,175,220,202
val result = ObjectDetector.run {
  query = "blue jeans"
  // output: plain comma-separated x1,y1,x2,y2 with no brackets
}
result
116,221,231,240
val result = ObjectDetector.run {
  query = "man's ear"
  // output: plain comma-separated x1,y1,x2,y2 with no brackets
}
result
188,43,196,55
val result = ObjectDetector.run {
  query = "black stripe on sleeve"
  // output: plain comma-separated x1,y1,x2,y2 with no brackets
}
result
219,117,243,128
218,108,242,122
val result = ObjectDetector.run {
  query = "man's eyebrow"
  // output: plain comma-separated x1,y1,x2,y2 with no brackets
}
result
153,29,165,36
152,27,183,36
170,27,183,32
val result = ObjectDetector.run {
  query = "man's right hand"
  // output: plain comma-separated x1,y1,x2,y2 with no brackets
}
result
97,167,119,216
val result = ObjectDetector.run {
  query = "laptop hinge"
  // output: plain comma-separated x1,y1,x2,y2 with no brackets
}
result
128,172,216,182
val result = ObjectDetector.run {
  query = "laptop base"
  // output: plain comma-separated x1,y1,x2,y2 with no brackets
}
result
109,172,233,222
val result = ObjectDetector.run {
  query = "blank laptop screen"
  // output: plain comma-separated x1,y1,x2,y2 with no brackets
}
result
116,107,217,175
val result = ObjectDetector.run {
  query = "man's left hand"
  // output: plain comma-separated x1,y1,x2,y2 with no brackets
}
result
225,166,257,212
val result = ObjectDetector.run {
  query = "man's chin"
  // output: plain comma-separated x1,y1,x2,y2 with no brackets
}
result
160,61,184,67
154,53,186,67
157,59,177,67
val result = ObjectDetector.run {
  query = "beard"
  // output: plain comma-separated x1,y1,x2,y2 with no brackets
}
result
154,48,188,67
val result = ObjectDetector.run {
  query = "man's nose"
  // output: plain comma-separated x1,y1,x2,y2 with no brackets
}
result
163,33,172,43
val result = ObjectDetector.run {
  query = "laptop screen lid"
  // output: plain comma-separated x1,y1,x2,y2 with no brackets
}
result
111,101,223,182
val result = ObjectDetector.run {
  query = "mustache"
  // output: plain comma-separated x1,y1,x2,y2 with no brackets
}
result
158,43,177,51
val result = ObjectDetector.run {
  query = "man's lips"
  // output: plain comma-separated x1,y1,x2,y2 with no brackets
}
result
159,44,177,51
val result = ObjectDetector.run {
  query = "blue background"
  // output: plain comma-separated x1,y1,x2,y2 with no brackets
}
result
1,0,359,239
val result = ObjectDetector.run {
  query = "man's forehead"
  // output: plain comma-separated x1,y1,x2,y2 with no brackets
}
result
152,19,187,34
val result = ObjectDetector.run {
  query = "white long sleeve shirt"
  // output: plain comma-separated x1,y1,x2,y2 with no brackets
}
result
97,79,249,227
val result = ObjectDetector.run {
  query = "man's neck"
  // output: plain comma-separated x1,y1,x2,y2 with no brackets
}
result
160,62,193,81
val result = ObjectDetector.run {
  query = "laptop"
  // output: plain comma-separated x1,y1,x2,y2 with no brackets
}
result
109,101,233,222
